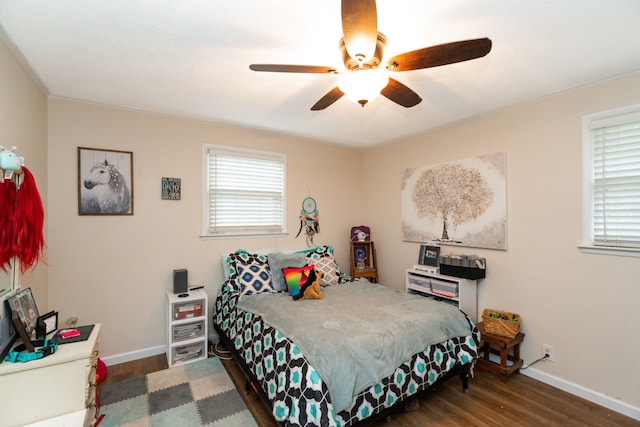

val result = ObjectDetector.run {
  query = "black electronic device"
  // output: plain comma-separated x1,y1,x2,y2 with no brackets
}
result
173,269,188,295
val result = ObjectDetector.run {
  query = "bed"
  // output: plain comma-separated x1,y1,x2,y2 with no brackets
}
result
213,247,480,427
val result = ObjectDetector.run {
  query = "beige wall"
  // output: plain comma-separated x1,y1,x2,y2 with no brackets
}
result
362,72,640,409
47,99,363,358
0,36,48,307
3,32,639,414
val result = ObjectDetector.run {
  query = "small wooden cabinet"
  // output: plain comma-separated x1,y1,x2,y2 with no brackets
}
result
0,324,101,426
350,241,378,282
406,268,478,322
166,289,208,367
477,321,525,381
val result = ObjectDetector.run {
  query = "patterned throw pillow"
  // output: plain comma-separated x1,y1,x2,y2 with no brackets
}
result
304,246,340,287
227,252,273,295
236,262,273,295
282,265,315,298
227,251,268,277
222,248,275,281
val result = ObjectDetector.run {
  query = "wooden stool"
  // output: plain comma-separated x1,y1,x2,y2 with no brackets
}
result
477,321,525,381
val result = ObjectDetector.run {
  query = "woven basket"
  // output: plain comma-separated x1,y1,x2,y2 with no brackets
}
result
482,308,520,338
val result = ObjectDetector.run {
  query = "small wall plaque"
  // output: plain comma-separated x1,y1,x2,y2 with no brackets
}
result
161,177,181,200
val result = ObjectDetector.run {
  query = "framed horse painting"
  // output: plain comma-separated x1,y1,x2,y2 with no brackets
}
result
78,147,134,215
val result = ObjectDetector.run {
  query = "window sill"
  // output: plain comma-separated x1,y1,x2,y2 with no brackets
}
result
200,232,289,240
578,245,640,258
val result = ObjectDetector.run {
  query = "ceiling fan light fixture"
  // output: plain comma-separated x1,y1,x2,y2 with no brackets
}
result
249,1,491,111
338,68,389,107
345,35,376,63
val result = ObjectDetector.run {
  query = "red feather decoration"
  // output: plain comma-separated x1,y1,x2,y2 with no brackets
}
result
0,178,17,272
13,167,45,273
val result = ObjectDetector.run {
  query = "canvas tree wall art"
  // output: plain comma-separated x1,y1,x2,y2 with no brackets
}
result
401,152,507,250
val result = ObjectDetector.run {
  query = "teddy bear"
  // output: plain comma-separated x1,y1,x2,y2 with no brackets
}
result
294,269,324,301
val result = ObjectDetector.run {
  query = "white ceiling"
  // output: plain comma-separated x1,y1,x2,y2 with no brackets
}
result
2,1,640,148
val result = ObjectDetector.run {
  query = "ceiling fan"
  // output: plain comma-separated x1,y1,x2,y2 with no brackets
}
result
249,0,492,110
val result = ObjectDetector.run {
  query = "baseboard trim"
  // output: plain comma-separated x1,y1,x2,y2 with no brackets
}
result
522,367,640,421
100,345,166,366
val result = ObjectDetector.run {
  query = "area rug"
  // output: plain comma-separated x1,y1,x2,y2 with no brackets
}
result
97,357,258,427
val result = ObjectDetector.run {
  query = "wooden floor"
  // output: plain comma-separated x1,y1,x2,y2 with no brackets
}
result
100,351,638,427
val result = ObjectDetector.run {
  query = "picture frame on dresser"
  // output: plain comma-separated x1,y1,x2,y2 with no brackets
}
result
36,310,59,339
6,287,39,334
11,311,34,352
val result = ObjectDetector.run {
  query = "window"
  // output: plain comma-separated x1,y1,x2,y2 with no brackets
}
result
202,145,286,238
582,104,640,255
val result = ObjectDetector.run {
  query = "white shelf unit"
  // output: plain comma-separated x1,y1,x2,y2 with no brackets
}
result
406,268,479,322
166,289,208,367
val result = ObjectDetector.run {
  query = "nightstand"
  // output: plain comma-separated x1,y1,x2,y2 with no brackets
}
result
477,321,525,381
166,289,208,367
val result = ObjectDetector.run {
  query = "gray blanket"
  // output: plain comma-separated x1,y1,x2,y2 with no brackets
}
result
237,280,473,413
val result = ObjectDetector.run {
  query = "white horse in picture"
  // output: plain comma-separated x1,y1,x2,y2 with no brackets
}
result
81,160,131,214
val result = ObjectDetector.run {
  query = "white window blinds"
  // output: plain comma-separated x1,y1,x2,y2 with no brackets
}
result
205,146,286,236
590,114,640,248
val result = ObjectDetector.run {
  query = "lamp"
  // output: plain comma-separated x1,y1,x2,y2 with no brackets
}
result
343,35,376,65
338,68,389,107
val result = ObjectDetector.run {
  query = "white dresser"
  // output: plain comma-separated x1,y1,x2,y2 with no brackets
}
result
0,324,101,426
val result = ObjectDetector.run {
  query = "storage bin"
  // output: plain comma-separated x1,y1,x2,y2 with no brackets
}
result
439,264,486,279
439,255,486,279
173,301,204,319
172,341,205,365
172,320,205,342
482,308,521,338
408,275,431,292
430,278,459,297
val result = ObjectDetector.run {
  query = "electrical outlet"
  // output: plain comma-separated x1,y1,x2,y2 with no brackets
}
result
542,344,555,362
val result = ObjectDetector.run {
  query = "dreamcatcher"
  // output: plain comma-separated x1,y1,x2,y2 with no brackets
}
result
295,196,319,247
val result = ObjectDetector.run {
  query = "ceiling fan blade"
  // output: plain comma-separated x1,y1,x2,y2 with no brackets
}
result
341,0,378,60
386,38,492,72
250,64,338,74
311,87,345,110
380,78,422,108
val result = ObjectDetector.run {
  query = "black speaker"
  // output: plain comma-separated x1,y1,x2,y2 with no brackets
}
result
173,269,188,294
